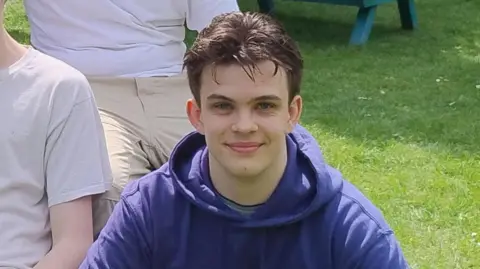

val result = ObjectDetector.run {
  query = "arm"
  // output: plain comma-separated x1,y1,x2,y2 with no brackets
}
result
354,232,410,269
36,74,111,268
186,0,240,32
332,207,410,268
34,197,93,269
335,228,409,269
331,186,409,269
80,196,152,269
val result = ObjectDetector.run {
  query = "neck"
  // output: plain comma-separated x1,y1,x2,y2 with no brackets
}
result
209,145,288,206
0,27,27,69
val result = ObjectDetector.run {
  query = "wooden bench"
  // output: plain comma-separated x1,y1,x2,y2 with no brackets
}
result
257,0,418,45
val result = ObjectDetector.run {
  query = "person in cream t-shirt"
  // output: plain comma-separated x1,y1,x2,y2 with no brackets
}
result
0,1,111,267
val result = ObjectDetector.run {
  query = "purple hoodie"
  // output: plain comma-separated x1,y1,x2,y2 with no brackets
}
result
80,124,409,269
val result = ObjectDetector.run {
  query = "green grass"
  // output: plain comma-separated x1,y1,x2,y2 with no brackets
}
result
5,0,479,268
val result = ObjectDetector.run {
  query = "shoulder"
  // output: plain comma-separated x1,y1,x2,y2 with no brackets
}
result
337,181,393,232
326,181,408,268
29,49,86,82
26,48,93,104
116,163,189,242
120,163,180,212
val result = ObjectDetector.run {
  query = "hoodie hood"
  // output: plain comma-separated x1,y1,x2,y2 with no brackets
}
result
169,124,343,227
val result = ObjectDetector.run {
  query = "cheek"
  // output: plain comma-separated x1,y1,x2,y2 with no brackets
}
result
257,114,291,133
201,115,230,134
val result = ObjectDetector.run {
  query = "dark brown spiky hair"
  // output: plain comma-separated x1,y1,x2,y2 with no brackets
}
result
183,11,303,105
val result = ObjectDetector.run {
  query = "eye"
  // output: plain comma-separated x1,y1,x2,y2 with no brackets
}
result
212,102,233,110
256,102,276,111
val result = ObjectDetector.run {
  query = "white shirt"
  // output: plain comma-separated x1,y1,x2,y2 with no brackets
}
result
24,0,240,77
0,48,111,269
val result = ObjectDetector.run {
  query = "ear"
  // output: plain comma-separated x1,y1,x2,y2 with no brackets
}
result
287,95,302,133
186,99,205,134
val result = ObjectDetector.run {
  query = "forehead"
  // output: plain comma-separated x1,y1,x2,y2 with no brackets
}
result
200,61,289,101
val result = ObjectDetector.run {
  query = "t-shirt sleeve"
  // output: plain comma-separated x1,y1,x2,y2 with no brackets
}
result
186,0,240,31
44,74,112,207
80,195,151,268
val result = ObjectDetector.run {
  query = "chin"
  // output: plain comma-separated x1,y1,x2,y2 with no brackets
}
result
227,163,265,179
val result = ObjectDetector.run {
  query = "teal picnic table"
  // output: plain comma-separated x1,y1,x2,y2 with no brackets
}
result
257,0,418,45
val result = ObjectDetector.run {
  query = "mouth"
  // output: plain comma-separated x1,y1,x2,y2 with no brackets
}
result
225,142,263,154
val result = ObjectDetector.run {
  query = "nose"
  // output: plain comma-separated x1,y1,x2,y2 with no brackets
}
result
231,109,258,133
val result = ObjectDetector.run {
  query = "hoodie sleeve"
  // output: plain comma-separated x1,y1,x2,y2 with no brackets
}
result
354,232,410,269
334,225,410,269
79,196,152,268
331,189,410,269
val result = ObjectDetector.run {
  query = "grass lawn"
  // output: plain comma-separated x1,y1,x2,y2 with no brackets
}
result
5,0,479,268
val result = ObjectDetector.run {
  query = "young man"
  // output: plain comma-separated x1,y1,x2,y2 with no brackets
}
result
0,1,111,268
22,0,240,237
80,12,410,269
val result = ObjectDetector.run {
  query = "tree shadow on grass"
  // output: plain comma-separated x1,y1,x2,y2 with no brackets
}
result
274,9,410,48
296,49,480,157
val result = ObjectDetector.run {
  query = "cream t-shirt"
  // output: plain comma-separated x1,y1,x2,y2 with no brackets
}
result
0,48,112,269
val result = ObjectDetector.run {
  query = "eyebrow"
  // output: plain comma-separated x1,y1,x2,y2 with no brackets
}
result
206,94,281,103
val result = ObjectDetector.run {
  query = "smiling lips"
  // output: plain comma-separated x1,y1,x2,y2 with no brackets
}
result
226,142,263,154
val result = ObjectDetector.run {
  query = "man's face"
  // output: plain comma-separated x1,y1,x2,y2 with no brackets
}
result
187,61,302,179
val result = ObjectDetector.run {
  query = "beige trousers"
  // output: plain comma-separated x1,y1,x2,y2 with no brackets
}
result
88,75,194,236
